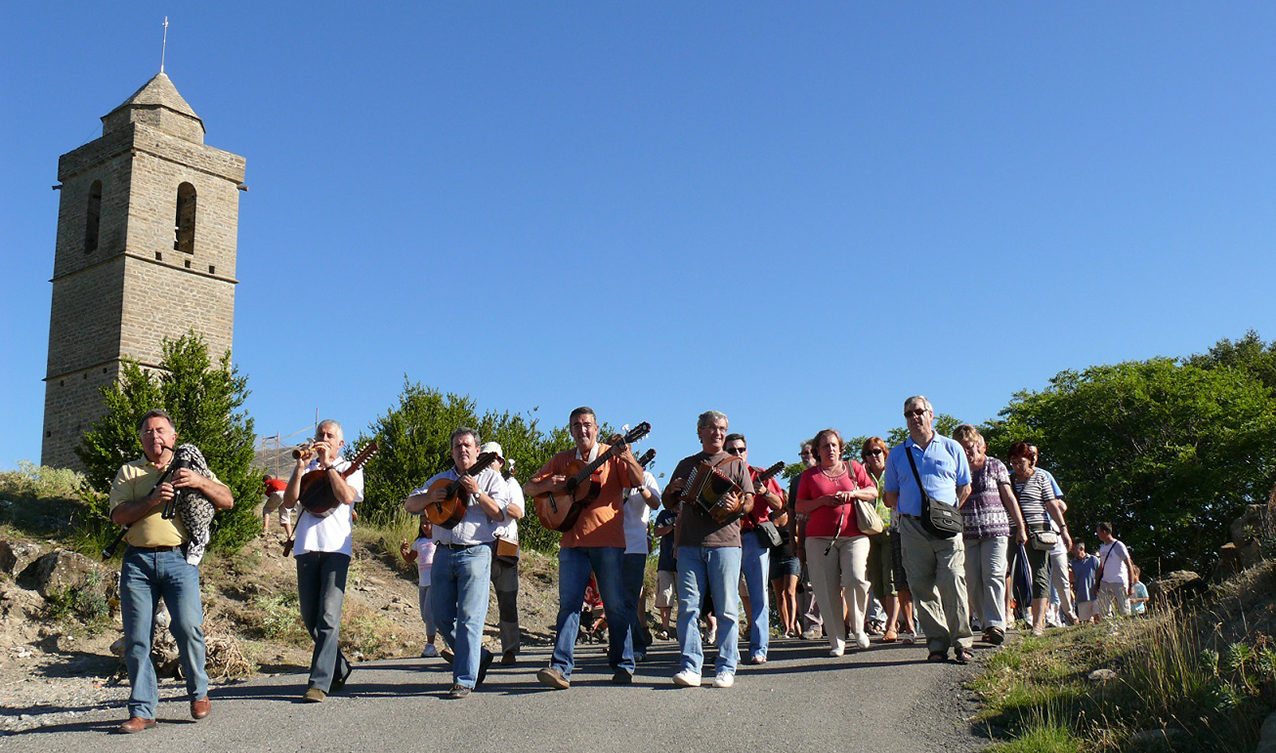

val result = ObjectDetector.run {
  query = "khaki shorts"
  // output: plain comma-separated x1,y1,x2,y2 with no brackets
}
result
262,491,290,523
655,570,677,609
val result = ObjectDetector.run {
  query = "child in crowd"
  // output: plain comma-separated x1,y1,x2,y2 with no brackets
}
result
400,518,438,657
1130,565,1150,616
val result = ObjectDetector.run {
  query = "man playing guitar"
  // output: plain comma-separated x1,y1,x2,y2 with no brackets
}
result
525,407,646,689
405,427,512,699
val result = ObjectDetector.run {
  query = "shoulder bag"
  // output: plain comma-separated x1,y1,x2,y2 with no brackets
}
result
754,520,783,548
905,445,962,539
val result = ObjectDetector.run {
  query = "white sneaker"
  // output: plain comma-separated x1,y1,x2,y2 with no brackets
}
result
672,670,702,687
712,671,734,688
421,644,439,658
854,633,871,650
829,637,845,657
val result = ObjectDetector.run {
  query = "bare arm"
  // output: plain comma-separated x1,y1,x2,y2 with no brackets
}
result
999,483,1028,545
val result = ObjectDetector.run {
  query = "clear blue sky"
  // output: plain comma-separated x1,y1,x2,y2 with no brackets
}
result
3,3,1274,477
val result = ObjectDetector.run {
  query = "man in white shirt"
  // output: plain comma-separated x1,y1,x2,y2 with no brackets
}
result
406,427,511,699
482,442,525,666
283,419,364,703
622,450,661,662
1096,521,1134,618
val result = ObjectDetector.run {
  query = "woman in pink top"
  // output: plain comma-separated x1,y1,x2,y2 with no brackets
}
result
795,428,878,657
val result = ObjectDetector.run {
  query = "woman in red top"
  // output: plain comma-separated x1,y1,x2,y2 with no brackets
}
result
796,428,878,657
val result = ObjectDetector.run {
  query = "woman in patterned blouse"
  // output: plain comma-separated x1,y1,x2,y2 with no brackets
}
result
952,425,1025,645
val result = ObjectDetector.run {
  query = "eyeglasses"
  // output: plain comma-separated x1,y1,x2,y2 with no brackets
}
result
726,446,747,455
905,409,929,418
862,449,883,457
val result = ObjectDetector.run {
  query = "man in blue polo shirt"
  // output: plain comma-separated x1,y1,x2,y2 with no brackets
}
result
883,396,974,664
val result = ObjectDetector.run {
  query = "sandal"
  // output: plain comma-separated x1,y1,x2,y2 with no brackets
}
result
984,626,1005,645
953,647,974,665
882,629,898,643
927,650,947,663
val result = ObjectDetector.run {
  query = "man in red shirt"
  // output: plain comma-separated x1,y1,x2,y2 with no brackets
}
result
725,433,785,664
262,475,291,538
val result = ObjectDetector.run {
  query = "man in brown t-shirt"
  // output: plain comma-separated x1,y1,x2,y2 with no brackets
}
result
662,410,754,689
526,407,645,689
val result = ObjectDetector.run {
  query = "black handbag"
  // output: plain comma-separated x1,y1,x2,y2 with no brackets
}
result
754,520,782,548
905,445,962,539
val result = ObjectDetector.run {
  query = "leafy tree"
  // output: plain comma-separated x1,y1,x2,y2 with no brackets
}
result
353,379,574,552
78,333,260,554
982,356,1276,575
1186,329,1276,397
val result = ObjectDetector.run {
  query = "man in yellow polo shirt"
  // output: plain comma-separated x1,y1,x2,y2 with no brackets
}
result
109,409,234,733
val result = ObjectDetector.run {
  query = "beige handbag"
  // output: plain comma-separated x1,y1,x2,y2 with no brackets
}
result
854,497,885,535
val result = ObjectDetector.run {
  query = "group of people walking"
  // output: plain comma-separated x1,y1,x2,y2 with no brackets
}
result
105,397,1147,732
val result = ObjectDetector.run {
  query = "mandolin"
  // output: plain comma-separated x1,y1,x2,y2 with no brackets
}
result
636,448,656,469
534,422,651,533
423,451,500,529
751,461,786,495
298,441,379,516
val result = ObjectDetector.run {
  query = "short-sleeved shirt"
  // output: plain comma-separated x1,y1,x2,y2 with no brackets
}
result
623,471,662,554
739,466,784,532
293,457,365,557
1099,539,1132,586
412,537,436,587
654,508,678,571
109,456,225,548
1012,470,1055,529
493,474,524,544
670,451,755,548
796,462,876,538
1131,582,1149,614
1070,554,1100,601
963,457,1012,540
883,435,972,516
532,443,632,549
412,466,510,547
264,477,287,496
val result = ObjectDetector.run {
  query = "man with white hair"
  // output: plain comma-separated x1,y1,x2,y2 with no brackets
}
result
284,419,364,702
882,396,974,664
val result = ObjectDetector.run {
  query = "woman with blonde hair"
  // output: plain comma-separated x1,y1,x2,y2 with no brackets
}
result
952,425,1025,645
796,429,877,656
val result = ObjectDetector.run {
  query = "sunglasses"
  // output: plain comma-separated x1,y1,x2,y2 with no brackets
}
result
905,409,928,418
726,446,747,455
862,449,883,457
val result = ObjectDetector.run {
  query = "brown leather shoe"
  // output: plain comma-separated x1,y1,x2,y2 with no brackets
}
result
191,696,211,719
118,717,157,734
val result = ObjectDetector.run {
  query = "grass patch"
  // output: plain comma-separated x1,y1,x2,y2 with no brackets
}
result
42,570,112,635
973,563,1276,753
247,591,307,643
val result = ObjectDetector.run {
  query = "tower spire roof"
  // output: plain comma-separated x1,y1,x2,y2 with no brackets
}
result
101,72,205,142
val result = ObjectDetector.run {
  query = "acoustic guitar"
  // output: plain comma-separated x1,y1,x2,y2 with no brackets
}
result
423,451,500,529
534,422,651,533
298,441,379,515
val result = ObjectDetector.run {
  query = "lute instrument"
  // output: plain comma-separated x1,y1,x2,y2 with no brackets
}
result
423,451,500,529
283,441,379,557
534,422,651,533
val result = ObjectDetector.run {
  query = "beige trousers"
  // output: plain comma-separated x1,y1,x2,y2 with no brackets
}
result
805,535,869,649
898,515,973,652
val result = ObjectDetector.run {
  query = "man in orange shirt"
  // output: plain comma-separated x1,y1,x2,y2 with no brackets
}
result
526,407,645,689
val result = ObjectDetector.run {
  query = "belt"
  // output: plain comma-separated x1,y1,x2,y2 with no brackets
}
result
438,541,487,550
131,545,178,553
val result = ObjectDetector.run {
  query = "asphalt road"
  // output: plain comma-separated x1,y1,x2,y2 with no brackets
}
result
0,636,992,753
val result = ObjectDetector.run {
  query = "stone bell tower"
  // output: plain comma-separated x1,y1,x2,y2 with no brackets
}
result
41,72,246,469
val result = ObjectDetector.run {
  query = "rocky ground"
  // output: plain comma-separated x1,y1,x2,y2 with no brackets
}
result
0,530,562,734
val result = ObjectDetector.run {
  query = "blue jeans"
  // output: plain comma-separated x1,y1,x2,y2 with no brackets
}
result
551,546,633,679
621,553,649,659
739,534,770,660
120,547,208,719
432,543,493,688
296,551,351,692
676,545,741,676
